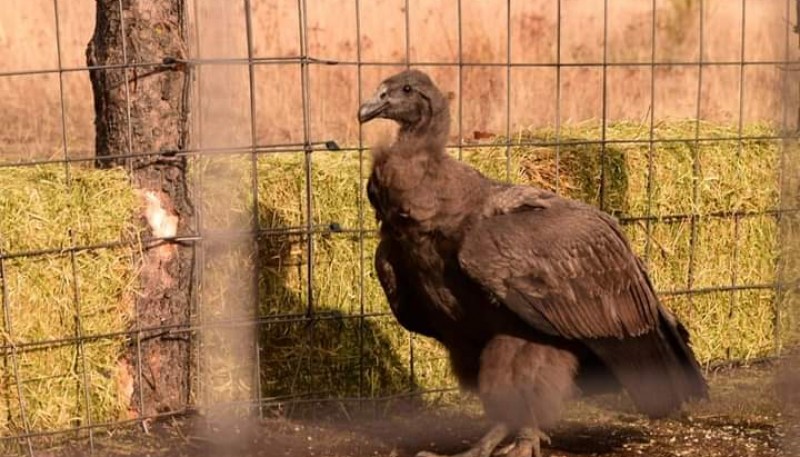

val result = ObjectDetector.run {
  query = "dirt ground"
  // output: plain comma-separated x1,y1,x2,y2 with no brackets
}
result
26,361,799,457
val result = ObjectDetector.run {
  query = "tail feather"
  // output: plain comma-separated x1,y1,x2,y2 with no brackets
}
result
588,311,708,418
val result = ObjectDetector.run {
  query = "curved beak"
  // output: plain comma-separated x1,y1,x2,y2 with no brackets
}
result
358,95,388,124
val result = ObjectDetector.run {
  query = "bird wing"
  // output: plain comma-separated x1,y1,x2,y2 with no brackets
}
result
375,237,440,339
459,190,709,415
458,192,660,340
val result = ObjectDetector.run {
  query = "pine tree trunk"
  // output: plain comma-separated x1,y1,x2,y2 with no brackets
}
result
86,0,193,417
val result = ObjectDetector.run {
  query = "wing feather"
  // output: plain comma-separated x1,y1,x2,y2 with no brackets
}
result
375,238,440,339
458,195,658,340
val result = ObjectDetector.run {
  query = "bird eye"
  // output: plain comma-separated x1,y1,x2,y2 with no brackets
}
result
402,84,412,93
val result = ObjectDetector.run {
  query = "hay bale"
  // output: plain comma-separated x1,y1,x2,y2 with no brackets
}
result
619,121,780,362
0,165,139,439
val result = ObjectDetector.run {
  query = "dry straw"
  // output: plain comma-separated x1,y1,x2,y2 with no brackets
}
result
0,121,782,437
0,165,139,440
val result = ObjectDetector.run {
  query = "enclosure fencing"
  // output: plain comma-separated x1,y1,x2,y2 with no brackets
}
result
0,0,798,455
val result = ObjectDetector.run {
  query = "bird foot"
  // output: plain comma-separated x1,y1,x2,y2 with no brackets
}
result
492,429,550,457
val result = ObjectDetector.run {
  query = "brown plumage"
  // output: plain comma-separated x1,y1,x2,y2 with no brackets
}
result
360,70,708,457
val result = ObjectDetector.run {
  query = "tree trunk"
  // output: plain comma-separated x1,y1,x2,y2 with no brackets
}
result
86,0,193,417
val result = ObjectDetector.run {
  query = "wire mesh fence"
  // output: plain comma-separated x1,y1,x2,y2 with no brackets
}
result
0,0,797,455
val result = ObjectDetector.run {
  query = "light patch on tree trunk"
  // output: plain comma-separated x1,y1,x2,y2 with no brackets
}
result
141,190,179,262
115,359,136,421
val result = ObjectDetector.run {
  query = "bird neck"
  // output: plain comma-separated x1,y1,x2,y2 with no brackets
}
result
398,111,451,151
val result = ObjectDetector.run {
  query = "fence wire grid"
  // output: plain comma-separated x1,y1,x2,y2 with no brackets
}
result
0,0,798,455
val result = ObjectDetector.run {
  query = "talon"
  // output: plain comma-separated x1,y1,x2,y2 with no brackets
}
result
506,441,532,457
414,424,509,457
492,443,516,456
537,430,551,445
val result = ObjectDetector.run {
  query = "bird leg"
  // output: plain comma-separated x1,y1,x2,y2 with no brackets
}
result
416,423,509,457
497,428,550,457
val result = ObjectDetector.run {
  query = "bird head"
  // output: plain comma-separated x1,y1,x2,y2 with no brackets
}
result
358,70,450,139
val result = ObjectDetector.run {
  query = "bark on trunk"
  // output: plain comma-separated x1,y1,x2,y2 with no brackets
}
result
86,0,193,417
